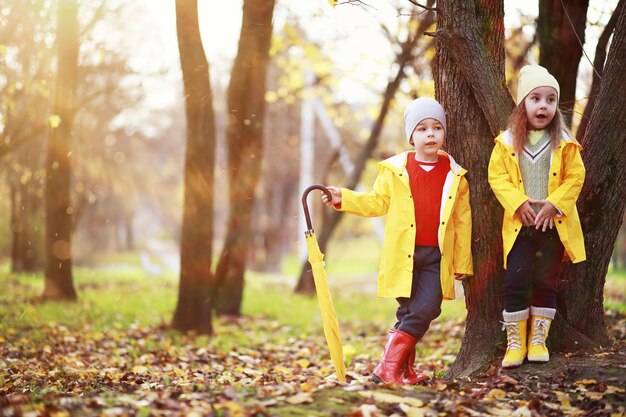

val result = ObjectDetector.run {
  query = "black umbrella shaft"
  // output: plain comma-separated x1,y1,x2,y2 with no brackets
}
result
302,184,332,233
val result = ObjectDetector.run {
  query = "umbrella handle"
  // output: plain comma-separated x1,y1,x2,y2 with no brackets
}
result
302,184,332,233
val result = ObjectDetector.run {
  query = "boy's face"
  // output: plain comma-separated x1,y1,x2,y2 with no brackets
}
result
524,86,557,130
410,118,445,160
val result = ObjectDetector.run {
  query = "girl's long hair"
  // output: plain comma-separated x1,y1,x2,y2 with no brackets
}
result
508,100,573,154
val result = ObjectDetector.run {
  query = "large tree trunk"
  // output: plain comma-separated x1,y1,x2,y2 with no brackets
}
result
434,0,625,378
538,0,589,127
171,0,216,334
213,0,276,315
434,0,512,379
294,7,435,294
43,0,78,301
576,0,624,141
553,6,626,349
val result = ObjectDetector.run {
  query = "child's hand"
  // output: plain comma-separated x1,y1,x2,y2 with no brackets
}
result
321,186,342,206
515,200,536,227
454,273,467,281
528,199,557,231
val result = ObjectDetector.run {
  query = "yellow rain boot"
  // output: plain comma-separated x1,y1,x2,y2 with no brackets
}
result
527,306,556,362
501,309,529,368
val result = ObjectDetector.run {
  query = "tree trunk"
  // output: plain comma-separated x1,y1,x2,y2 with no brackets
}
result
434,0,626,378
171,0,216,334
294,7,435,294
10,184,23,272
576,0,624,141
12,180,39,273
213,0,275,316
434,0,512,379
124,214,134,251
553,6,626,349
43,0,78,301
538,0,589,127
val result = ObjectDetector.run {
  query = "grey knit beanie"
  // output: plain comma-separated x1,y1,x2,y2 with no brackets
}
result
403,97,447,144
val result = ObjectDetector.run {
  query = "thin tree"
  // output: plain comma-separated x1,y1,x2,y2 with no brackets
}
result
171,0,217,334
213,0,276,315
538,0,590,127
576,0,625,141
555,4,626,347
43,0,79,301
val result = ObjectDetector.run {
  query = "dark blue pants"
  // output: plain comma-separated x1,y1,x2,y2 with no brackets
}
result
504,227,564,312
394,246,442,339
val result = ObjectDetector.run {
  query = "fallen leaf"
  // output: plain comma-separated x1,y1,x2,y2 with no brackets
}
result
511,405,531,417
554,391,571,407
485,406,515,416
131,366,149,375
574,379,597,385
286,392,313,405
584,391,604,400
215,401,247,417
295,359,310,368
606,385,625,394
498,374,519,385
485,388,507,401
358,391,423,407
398,402,428,417
349,404,381,417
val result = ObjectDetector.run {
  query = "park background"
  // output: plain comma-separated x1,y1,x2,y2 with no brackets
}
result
1,0,625,416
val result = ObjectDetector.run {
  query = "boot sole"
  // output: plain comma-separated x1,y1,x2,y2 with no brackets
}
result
408,375,430,385
527,356,549,362
501,360,523,368
371,374,384,383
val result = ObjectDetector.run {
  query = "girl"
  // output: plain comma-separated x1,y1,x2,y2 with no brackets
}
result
488,65,586,368
322,97,473,384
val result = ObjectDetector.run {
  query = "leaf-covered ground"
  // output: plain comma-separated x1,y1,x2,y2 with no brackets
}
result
1,275,625,416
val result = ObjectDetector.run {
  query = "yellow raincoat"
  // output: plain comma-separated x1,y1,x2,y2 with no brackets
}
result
337,150,473,300
488,130,586,268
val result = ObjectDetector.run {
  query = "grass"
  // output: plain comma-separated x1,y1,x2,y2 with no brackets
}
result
1,239,624,347
0,242,465,364
605,268,626,313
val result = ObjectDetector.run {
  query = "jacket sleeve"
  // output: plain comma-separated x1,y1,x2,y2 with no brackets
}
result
487,142,528,217
336,168,390,217
547,145,585,218
452,176,473,275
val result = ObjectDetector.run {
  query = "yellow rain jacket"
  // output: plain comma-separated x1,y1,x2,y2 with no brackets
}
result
337,150,473,300
488,130,586,268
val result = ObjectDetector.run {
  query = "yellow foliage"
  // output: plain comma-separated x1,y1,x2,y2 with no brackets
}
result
269,35,284,58
265,91,278,103
48,114,61,129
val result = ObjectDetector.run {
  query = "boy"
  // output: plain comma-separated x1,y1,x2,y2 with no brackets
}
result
322,97,473,384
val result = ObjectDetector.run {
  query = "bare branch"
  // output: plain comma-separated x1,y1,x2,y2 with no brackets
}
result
407,0,438,12
79,0,109,38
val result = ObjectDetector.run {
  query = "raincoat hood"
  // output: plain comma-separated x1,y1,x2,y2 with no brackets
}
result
380,150,467,176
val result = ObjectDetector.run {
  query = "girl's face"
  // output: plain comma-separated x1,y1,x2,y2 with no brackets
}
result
524,86,558,130
410,118,445,161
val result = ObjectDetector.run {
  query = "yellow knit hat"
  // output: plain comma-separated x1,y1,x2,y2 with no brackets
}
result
516,65,560,105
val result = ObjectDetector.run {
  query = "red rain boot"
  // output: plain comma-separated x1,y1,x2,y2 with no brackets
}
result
403,347,429,385
372,329,416,384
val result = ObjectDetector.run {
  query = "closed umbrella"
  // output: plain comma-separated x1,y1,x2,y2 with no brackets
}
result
301,184,346,382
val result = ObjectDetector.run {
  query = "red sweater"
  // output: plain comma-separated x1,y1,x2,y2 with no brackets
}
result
406,153,449,247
